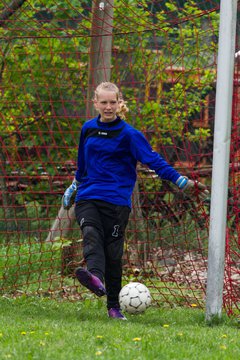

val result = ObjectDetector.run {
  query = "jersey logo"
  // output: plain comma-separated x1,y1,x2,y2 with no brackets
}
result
112,225,120,237
98,131,108,136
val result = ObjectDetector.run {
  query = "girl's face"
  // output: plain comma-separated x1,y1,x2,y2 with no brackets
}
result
94,90,119,122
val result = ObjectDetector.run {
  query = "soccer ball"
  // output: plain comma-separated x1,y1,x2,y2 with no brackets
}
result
119,282,151,314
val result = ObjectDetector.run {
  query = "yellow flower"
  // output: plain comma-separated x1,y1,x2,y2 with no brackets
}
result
190,304,198,307
44,332,49,336
21,331,27,335
133,337,141,341
95,351,102,355
96,335,103,339
220,345,227,350
163,324,169,328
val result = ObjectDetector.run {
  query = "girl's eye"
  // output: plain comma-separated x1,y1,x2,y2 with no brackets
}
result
100,101,116,105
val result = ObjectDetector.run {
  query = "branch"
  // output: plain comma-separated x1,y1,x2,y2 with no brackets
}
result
0,0,27,26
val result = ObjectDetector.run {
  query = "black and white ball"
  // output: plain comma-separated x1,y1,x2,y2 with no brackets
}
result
119,282,151,314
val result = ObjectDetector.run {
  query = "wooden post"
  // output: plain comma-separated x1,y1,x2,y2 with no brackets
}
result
86,0,114,118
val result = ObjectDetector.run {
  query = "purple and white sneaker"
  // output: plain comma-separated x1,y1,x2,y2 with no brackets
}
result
108,308,127,320
75,267,106,297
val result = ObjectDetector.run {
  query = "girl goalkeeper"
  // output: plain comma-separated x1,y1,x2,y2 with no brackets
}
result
63,82,209,320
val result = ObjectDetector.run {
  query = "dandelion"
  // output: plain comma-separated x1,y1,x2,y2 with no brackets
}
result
220,345,227,350
133,337,141,341
96,335,103,339
190,304,198,307
95,351,102,356
163,324,169,328
44,332,49,336
21,331,27,335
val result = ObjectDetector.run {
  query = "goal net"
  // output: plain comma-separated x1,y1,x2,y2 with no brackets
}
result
0,0,239,315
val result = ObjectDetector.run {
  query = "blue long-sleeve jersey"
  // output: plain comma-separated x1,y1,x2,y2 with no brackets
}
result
75,115,181,208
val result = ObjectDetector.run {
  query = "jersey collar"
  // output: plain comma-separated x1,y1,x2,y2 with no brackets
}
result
97,115,122,127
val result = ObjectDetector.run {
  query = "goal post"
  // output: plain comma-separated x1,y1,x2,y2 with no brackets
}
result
205,0,238,322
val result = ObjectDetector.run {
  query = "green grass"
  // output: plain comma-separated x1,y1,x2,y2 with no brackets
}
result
0,241,62,293
0,296,239,360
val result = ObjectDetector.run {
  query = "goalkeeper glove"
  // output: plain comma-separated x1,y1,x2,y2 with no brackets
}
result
62,179,79,210
175,176,209,201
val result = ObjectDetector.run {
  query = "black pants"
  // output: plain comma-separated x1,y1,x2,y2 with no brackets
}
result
75,200,130,309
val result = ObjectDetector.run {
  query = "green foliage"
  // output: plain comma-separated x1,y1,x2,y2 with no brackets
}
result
111,1,219,146
0,0,90,172
0,200,54,233
186,128,211,142
0,0,219,166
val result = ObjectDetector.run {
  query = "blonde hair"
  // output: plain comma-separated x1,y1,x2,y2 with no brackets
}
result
94,82,129,119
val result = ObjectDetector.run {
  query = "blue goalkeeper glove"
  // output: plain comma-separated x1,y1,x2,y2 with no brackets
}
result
176,176,209,201
62,179,79,210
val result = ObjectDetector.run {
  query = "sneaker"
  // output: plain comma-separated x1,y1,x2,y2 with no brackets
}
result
75,267,106,297
108,308,127,320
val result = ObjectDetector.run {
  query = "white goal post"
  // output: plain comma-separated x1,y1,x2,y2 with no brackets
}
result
205,0,238,321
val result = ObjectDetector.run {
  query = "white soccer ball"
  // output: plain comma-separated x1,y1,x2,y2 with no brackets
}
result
119,282,151,314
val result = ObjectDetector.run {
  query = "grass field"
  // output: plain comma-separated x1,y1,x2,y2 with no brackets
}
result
0,296,239,360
